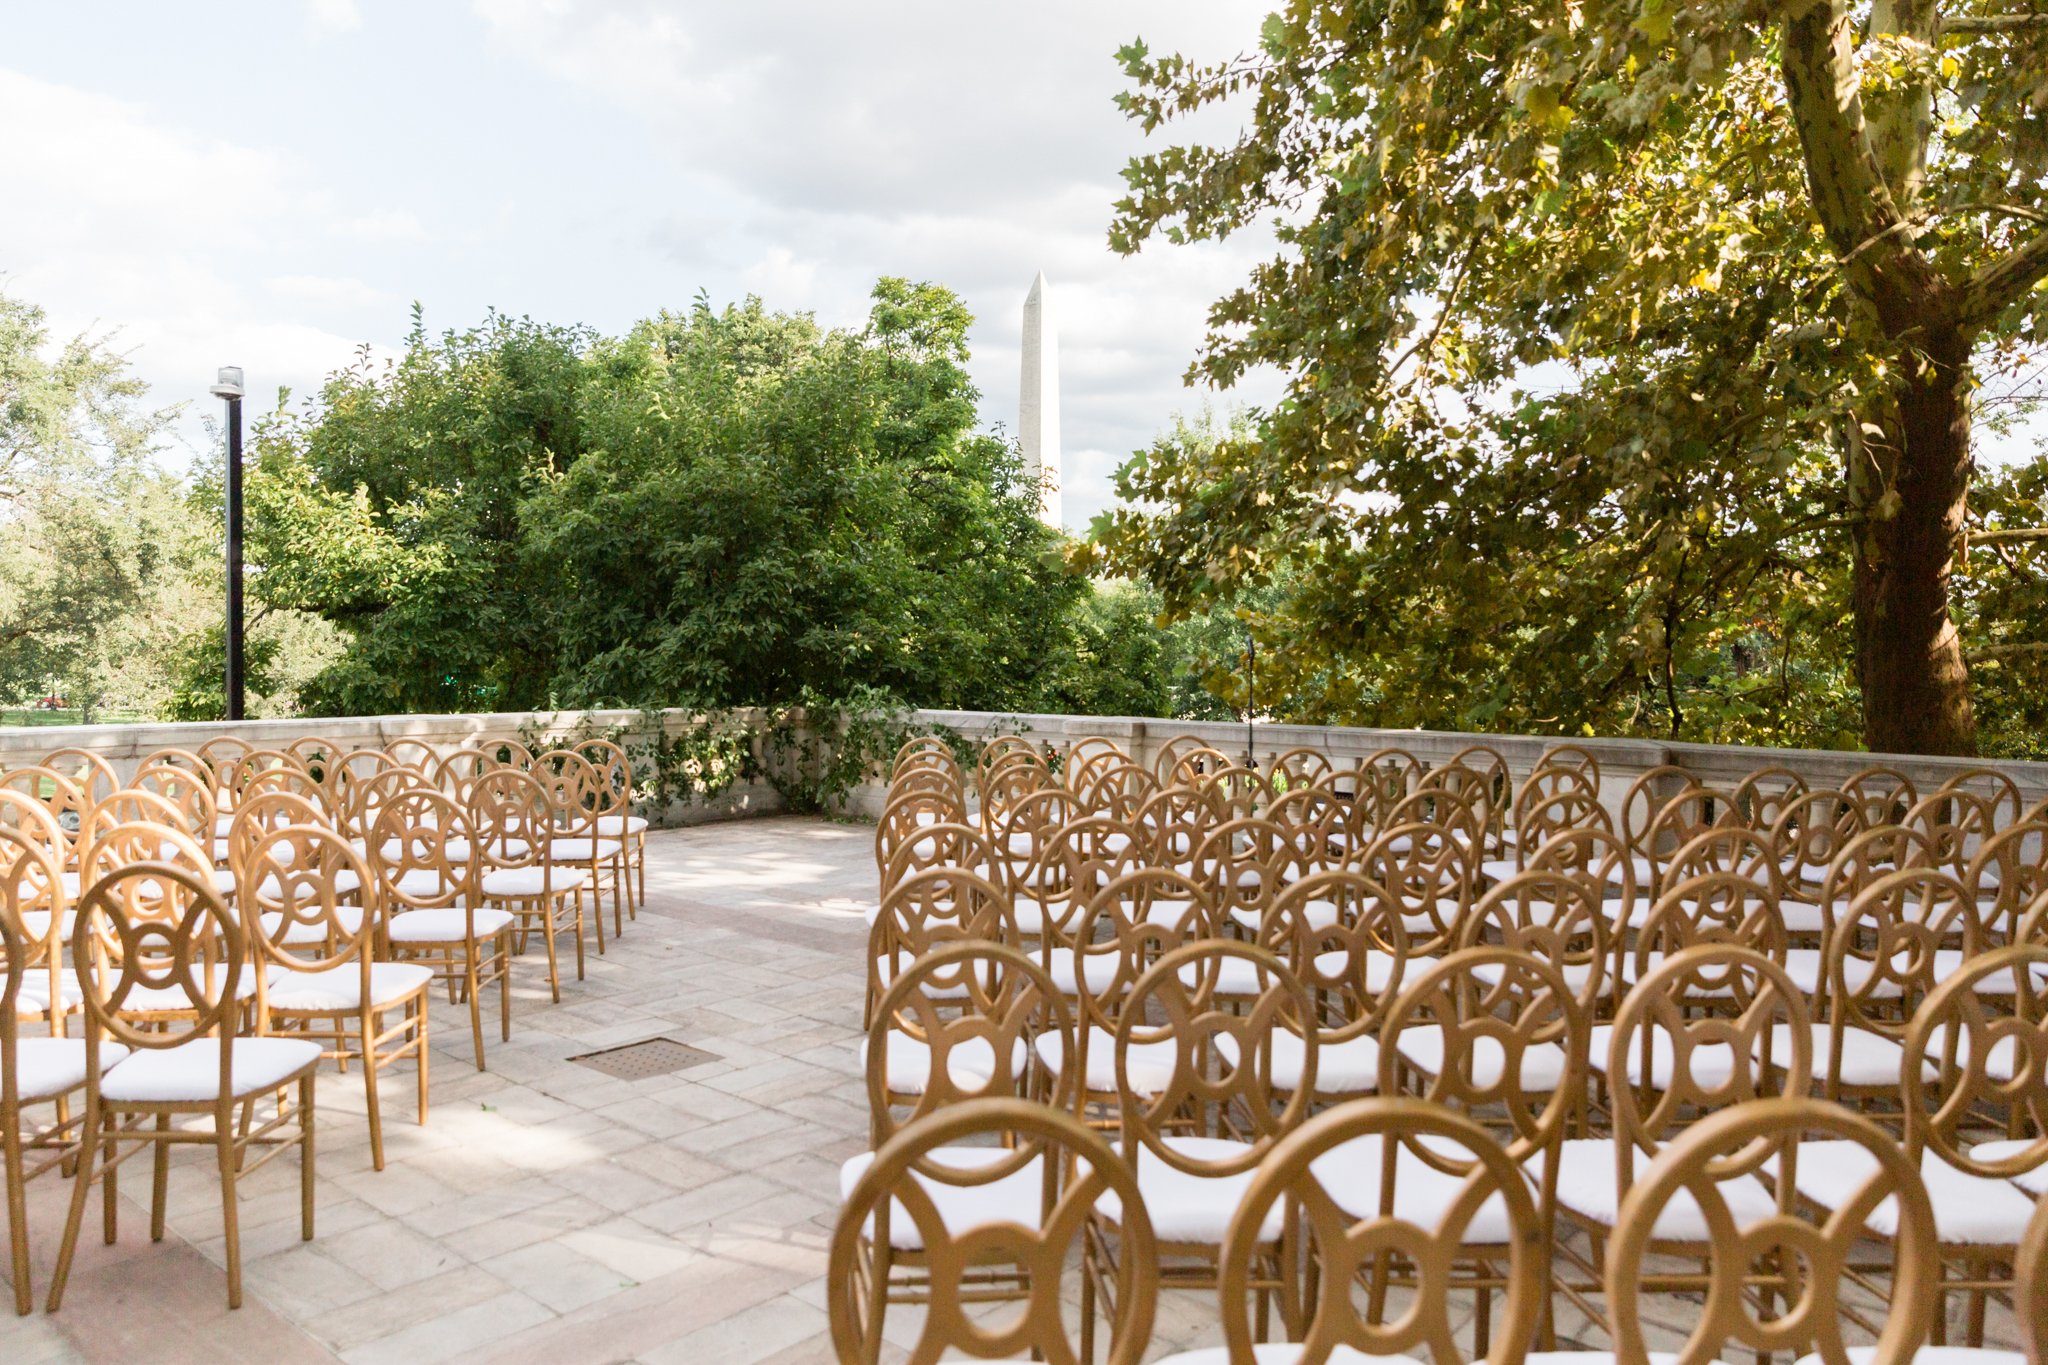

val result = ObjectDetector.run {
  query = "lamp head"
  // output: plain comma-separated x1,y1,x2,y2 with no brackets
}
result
209,365,245,400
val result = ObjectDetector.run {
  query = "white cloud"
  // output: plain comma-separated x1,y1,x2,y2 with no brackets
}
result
0,69,390,458
265,274,391,309
333,209,428,243
307,0,362,34
471,0,1284,527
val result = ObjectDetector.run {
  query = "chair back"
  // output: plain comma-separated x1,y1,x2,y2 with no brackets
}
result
1608,1097,1936,1365
0,825,65,1038
1900,942,2048,1181
1116,942,1315,1182
1265,869,1409,1050
241,823,374,977
74,863,245,1070
865,942,1073,1140
1462,870,1612,1017
1380,946,1583,1161
1220,1097,1543,1365
1606,946,1811,1189
368,788,473,911
829,1098,1155,1365
128,763,219,844
38,748,117,807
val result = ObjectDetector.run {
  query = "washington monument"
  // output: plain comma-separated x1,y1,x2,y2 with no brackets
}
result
1019,271,1061,528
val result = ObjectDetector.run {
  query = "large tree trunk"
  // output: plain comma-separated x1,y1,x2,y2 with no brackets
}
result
1850,325,1978,755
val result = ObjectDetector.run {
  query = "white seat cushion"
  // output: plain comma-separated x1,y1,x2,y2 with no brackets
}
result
593,814,648,837
1551,1137,1776,1241
121,973,260,1013
1969,1140,2048,1197
250,869,361,900
1585,1022,1922,1091
1154,1348,1421,1365
1310,1132,1532,1244
389,867,462,900
1032,1029,1180,1094
1792,1347,2023,1365
479,865,588,897
549,837,624,860
257,904,366,947
445,837,533,863
14,969,83,1016
1313,948,1406,994
100,1036,323,1103
17,909,77,945
265,961,434,1013
1048,947,1128,997
837,1146,1044,1250
1096,1136,1281,1245
1272,1029,1376,1094
861,1030,1027,1095
1395,1026,1569,1092
1788,1141,2039,1244
1529,1355,1725,1365
5,1038,130,1101
386,907,516,943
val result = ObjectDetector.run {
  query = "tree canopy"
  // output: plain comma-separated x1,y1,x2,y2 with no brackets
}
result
245,280,1205,720
1093,0,2048,756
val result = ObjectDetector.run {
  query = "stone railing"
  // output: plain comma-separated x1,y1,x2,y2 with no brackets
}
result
6,707,2046,826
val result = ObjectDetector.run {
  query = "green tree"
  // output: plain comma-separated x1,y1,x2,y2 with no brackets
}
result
0,291,191,715
249,282,1092,717
1100,1,2048,754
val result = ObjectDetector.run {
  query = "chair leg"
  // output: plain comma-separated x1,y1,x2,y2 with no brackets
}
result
571,891,587,981
4,1114,30,1316
150,1112,171,1241
416,995,430,1126
589,873,607,956
216,1105,242,1309
539,899,562,1003
363,1009,386,1172
100,1108,117,1246
497,933,513,1041
465,950,487,1070
299,1074,316,1242
46,1098,103,1312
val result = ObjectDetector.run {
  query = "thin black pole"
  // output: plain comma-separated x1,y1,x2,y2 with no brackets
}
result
224,392,244,721
1244,627,1256,768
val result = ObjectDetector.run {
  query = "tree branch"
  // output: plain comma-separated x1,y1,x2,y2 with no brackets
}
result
1945,14,2048,33
1969,641,2048,658
1957,227,2048,329
1777,1,1949,334
1968,527,2048,546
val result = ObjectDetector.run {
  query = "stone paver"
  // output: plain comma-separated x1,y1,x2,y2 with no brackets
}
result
0,816,2024,1361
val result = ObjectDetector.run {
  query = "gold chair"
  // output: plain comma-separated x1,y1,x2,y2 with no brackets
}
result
1151,1096,1546,1365
2019,1195,2048,1365
244,824,430,1171
830,1097,1156,1365
1550,944,1812,1336
1089,940,1317,1341
534,748,623,942
1787,942,2048,1347
47,863,320,1311
1,831,99,1316
577,738,645,919
1039,867,1216,1122
1597,1097,1939,1365
36,749,116,810
1370,945,1583,1352
469,767,588,1002
1261,868,1410,1104
865,866,1011,1030
371,788,514,1070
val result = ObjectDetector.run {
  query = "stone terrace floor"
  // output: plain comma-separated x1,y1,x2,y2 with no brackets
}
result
1,816,2024,1363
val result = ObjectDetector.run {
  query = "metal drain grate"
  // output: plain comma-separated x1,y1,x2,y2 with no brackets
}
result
568,1037,717,1081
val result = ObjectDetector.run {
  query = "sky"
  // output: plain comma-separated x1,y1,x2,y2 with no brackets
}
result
0,0,1285,530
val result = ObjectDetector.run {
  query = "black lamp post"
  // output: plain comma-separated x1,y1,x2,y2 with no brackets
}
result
1243,626,1257,769
210,365,246,721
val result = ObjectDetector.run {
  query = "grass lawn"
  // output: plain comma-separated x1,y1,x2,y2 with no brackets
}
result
0,707,151,728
